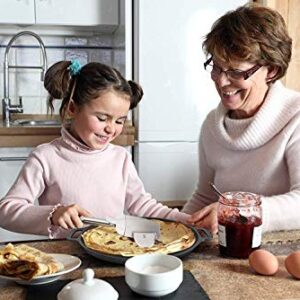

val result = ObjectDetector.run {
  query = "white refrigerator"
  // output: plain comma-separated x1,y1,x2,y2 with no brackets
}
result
132,0,247,201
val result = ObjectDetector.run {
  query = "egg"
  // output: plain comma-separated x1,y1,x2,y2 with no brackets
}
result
248,249,279,276
285,251,300,279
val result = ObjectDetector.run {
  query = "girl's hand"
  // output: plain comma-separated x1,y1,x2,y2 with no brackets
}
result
51,204,91,230
187,202,218,234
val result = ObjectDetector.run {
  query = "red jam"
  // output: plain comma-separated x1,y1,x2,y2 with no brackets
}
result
218,216,262,258
217,191,262,259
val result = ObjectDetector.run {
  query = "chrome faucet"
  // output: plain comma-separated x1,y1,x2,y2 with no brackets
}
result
2,31,48,126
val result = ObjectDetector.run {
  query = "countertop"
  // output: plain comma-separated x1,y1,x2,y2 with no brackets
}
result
1,230,300,300
0,115,135,147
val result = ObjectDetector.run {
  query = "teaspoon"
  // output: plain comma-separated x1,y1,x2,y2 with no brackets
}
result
209,182,227,200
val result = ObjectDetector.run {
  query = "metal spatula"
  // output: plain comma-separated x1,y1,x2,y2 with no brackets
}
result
80,215,160,248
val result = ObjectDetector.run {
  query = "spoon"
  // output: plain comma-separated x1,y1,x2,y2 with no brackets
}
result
209,182,248,223
209,182,227,200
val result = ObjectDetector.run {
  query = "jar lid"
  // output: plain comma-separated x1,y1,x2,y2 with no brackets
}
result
57,268,119,300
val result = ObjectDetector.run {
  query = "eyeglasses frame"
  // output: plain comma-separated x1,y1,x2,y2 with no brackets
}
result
204,57,261,81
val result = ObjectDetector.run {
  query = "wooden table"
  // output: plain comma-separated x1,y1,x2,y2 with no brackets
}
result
1,230,300,300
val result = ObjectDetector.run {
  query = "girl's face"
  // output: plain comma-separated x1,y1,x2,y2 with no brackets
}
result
212,59,276,119
68,90,130,150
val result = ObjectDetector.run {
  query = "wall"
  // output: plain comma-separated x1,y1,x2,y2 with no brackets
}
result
0,26,125,116
254,0,300,92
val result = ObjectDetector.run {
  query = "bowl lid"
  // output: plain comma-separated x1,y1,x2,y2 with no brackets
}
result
57,268,119,300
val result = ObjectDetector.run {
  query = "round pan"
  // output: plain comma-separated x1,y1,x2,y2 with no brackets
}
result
67,218,212,265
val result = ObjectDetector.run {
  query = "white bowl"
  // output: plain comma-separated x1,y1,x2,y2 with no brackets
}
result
125,254,183,297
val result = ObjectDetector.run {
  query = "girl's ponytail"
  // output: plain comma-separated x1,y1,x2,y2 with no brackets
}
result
128,80,143,109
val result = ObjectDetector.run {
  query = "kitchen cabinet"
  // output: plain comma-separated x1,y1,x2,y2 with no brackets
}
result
0,147,32,198
35,0,118,26
0,0,118,26
0,0,35,25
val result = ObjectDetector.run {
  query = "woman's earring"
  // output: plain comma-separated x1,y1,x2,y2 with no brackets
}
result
266,67,278,83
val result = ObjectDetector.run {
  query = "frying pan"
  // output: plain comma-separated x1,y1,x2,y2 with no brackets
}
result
67,219,212,265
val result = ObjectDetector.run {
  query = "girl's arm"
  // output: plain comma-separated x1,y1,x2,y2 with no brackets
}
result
0,151,57,236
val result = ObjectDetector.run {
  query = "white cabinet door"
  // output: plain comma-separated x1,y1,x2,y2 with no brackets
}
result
135,142,198,201
0,0,35,24
35,0,119,26
0,147,32,198
0,0,118,26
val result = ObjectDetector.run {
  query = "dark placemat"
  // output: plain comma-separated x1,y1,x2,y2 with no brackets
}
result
26,271,210,300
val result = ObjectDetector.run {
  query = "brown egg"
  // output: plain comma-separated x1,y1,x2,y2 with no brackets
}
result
285,251,300,279
248,249,279,276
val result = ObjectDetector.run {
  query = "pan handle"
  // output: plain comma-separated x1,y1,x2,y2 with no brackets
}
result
197,228,212,242
67,227,85,242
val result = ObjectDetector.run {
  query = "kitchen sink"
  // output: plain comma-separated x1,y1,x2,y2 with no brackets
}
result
11,119,61,127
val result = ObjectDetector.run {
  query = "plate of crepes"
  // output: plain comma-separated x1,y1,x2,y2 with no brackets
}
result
67,218,211,264
0,243,81,285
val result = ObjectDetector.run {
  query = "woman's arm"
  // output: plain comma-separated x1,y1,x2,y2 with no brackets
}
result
262,121,300,232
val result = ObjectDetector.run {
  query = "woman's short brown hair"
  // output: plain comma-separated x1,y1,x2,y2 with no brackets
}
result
203,4,292,82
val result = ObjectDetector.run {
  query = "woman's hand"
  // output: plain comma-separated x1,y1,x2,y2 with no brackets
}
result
51,204,92,230
187,202,218,234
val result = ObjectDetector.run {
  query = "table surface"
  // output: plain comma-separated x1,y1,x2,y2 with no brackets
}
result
1,230,300,300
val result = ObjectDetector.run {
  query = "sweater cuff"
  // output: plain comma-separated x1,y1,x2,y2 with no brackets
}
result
47,203,62,239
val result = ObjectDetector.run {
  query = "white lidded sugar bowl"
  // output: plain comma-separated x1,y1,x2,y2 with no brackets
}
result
57,268,118,300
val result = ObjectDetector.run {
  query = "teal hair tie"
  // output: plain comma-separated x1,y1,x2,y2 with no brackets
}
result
68,59,82,76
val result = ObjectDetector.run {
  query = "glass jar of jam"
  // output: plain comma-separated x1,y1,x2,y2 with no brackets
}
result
217,191,262,259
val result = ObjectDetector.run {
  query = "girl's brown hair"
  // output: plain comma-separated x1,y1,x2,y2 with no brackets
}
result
44,61,143,119
203,4,292,82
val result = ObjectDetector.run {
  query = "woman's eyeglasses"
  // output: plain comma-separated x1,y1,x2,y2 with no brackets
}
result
204,57,261,81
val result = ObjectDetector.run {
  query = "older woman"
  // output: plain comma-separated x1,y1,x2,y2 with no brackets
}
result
182,4,300,234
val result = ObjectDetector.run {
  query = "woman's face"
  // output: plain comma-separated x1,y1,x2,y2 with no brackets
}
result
68,90,130,150
212,59,272,119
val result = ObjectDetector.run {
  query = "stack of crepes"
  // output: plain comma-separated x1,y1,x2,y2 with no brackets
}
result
0,243,64,280
82,219,196,256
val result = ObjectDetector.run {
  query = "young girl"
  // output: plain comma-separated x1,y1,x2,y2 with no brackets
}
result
0,60,189,239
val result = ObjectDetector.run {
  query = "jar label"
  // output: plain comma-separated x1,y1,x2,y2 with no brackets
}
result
218,224,226,247
252,225,262,248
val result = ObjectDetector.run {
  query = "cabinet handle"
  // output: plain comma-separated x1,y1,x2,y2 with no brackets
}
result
0,157,27,161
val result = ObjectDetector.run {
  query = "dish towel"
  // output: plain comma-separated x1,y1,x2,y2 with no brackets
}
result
26,271,210,300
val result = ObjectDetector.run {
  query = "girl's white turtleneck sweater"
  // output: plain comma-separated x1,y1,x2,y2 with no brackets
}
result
0,126,189,238
182,81,300,233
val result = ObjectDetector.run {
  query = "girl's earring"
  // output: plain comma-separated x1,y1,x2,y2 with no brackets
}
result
64,112,73,121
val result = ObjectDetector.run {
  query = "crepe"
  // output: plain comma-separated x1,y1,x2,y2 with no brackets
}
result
0,243,64,280
82,219,196,257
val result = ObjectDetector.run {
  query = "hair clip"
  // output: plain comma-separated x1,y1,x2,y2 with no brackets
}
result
68,59,82,76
